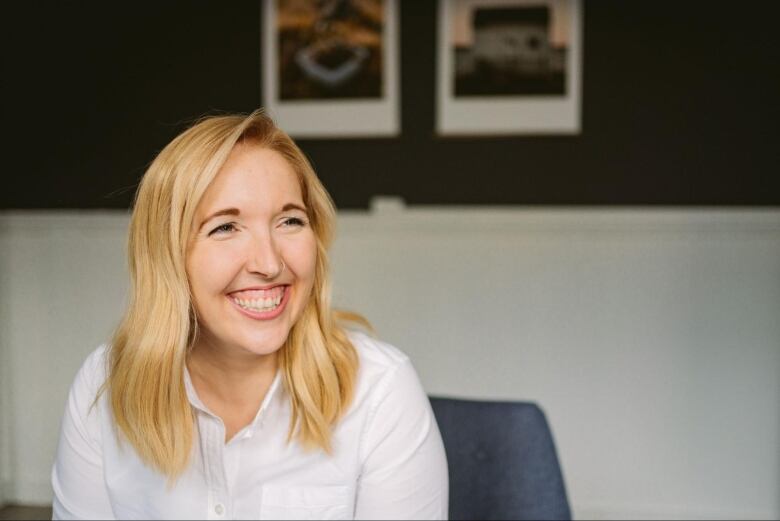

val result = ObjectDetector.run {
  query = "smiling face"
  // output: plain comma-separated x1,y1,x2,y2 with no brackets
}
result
186,142,317,360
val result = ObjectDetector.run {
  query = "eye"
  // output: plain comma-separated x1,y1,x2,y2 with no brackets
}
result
208,222,237,236
281,217,308,227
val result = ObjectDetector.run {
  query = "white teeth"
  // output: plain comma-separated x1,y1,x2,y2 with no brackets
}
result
233,291,284,313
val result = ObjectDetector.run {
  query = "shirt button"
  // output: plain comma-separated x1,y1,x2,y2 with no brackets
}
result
214,503,225,516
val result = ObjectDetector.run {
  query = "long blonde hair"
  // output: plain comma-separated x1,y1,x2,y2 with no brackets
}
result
104,110,370,481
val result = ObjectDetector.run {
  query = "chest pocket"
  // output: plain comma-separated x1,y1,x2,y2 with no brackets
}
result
259,485,352,520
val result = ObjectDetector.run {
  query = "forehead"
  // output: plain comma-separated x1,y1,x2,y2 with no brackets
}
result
198,143,303,213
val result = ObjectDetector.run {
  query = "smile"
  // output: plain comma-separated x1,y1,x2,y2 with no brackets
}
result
228,285,289,319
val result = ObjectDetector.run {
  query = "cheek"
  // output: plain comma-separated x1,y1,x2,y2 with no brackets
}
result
287,235,318,285
187,244,244,295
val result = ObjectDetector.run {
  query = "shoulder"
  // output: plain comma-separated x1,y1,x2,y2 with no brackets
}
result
348,329,409,371
347,329,411,388
343,331,442,473
54,344,111,460
68,344,110,406
79,344,110,384
346,329,427,410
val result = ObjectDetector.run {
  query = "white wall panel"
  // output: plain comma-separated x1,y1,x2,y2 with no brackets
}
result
0,212,130,504
1,227,11,506
1,207,778,518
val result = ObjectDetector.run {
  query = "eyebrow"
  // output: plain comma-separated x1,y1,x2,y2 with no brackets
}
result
198,203,308,230
199,208,240,231
281,203,308,214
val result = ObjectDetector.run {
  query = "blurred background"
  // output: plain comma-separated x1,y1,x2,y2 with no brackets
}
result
1,1,779,519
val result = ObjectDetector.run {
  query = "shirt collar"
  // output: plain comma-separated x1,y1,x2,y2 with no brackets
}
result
183,363,284,438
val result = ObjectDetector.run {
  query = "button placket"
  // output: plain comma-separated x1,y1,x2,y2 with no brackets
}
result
205,416,230,520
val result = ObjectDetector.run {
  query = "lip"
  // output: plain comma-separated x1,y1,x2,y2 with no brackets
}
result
230,283,288,293
229,285,290,320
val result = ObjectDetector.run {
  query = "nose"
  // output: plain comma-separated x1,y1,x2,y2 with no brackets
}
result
245,231,285,279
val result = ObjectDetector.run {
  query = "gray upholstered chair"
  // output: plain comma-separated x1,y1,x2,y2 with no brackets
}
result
429,397,571,521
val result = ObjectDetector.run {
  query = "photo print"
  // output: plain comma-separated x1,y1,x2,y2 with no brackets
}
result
437,0,582,135
262,0,399,138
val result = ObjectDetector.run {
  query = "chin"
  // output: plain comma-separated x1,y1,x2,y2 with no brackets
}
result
237,327,292,356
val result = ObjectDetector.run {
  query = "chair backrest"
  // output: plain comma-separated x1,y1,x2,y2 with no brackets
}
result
429,396,571,521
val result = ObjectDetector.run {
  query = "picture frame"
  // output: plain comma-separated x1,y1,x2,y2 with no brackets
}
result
262,0,400,138
436,0,582,136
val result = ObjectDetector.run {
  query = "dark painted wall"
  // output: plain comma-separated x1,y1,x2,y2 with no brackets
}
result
3,1,779,209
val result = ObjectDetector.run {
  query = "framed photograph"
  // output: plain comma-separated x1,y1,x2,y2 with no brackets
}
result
262,0,399,138
436,0,582,135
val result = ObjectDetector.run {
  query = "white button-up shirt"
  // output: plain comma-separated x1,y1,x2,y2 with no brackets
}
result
52,331,449,519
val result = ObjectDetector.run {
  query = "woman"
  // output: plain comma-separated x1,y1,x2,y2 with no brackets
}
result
51,110,448,519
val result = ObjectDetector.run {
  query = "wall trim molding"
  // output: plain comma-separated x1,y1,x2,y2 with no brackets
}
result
0,210,131,232
2,207,780,235
343,205,780,235
574,500,777,520
7,487,778,517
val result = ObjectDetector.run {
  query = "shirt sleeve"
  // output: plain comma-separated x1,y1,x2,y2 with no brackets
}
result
354,358,449,520
51,348,115,520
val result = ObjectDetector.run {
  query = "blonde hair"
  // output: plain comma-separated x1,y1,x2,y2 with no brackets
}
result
104,109,371,481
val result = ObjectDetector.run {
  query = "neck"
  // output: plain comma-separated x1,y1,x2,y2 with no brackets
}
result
187,336,279,407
